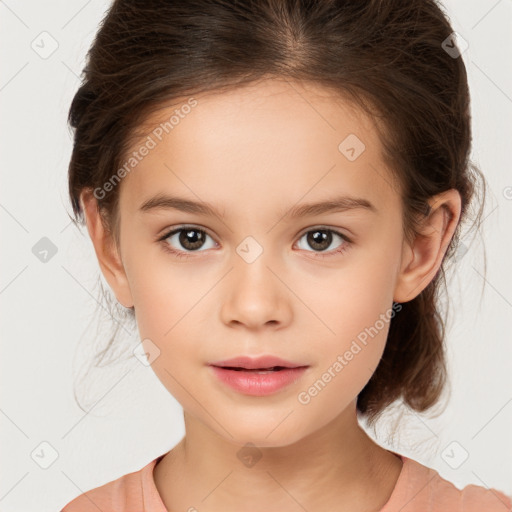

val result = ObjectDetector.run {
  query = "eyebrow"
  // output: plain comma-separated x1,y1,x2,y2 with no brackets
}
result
138,193,377,219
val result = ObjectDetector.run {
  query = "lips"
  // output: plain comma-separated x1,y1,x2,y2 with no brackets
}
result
208,355,308,371
209,362,309,396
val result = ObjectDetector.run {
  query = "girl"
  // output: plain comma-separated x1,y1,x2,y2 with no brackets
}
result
61,0,511,510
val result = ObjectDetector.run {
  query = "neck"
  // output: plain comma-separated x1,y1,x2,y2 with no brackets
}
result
153,404,403,512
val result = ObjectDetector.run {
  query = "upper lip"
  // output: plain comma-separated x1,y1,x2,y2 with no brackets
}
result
208,355,308,370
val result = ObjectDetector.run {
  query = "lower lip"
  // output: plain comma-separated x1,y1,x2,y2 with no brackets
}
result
209,366,308,396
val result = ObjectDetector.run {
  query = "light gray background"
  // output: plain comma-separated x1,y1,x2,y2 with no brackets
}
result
1,1,511,510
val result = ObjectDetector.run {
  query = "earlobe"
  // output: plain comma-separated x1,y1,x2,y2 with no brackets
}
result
80,189,134,309
393,189,461,303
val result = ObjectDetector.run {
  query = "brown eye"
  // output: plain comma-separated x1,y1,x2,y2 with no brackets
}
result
177,228,207,250
159,226,216,254
296,228,351,257
306,230,332,251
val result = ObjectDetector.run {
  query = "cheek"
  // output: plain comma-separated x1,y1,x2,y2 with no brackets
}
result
127,250,211,337
306,252,397,341
294,314,391,426
127,256,217,401
298,252,398,396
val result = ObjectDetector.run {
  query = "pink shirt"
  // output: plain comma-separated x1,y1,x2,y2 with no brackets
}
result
61,452,512,511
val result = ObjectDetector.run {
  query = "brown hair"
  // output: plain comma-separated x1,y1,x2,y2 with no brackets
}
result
67,0,486,427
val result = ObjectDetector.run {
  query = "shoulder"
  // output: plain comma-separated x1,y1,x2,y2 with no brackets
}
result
389,455,512,512
458,483,512,510
60,457,161,512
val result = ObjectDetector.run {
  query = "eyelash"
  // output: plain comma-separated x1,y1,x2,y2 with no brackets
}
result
156,225,352,260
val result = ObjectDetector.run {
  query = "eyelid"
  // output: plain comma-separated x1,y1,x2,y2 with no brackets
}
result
296,224,352,243
156,224,218,243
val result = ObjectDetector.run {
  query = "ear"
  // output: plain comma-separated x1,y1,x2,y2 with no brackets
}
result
394,189,461,303
80,189,134,309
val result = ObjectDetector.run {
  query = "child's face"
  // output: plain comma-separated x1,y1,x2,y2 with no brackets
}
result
109,78,409,445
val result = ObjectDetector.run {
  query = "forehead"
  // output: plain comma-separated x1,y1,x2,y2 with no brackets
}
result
119,78,398,216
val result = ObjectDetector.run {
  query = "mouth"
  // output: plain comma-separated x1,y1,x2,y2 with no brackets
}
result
207,355,310,395
208,363,309,396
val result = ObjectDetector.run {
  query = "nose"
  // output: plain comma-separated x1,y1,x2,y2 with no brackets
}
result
219,251,293,331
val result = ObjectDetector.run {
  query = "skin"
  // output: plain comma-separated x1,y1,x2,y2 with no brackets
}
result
81,77,461,511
